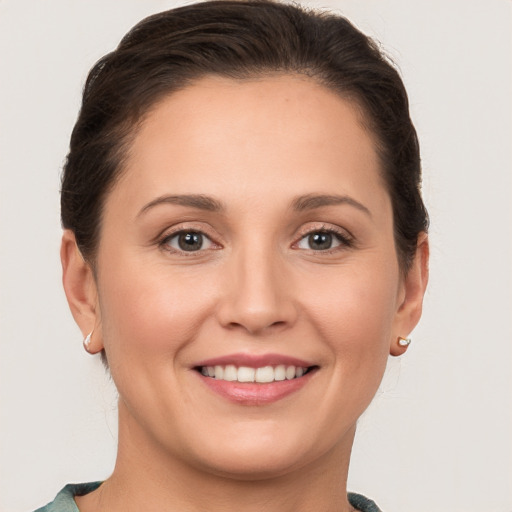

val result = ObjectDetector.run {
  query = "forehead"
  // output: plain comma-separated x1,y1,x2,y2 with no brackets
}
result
113,75,388,217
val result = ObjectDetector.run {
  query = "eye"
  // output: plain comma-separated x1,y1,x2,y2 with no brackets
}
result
296,229,351,251
162,231,214,252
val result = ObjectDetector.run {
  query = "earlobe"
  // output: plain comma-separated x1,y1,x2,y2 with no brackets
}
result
61,230,103,354
390,233,429,357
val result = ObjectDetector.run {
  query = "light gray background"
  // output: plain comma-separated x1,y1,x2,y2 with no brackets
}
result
1,1,511,511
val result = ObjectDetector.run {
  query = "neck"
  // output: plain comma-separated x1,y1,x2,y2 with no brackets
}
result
77,400,357,512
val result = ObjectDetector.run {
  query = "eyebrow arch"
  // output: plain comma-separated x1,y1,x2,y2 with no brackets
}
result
291,194,371,217
137,192,370,218
138,194,225,217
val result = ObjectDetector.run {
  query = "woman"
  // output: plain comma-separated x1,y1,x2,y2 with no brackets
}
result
37,1,429,510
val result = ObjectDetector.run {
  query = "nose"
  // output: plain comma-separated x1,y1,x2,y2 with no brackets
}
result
216,244,298,336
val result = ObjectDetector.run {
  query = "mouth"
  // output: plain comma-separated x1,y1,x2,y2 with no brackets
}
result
192,354,319,404
195,364,316,383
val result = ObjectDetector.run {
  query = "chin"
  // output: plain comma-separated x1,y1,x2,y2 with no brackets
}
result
183,425,343,481
195,449,313,481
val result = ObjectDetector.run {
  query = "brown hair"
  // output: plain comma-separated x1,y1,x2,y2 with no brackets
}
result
61,0,428,271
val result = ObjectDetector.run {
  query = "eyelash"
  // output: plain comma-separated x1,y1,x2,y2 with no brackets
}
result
157,224,354,256
158,226,219,256
293,225,355,254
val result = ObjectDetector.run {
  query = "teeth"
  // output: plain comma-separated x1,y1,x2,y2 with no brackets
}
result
214,365,224,380
224,365,237,381
285,365,296,380
255,366,274,383
274,365,286,381
200,364,310,383
237,366,255,382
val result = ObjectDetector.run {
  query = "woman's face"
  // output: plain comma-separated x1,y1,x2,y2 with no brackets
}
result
77,75,423,478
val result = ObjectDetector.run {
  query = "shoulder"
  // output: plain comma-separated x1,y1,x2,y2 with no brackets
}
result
33,482,102,512
348,492,383,512
33,484,377,512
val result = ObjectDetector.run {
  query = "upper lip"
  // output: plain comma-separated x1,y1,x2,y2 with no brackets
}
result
193,353,316,369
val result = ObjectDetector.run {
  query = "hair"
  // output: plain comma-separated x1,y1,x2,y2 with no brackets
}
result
61,0,428,273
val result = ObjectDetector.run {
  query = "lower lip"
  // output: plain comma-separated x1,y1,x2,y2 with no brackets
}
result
197,371,316,405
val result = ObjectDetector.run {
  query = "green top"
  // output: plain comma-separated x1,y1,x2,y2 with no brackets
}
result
34,482,382,512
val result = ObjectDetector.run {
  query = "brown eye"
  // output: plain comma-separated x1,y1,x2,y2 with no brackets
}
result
296,231,344,251
308,232,333,250
164,231,213,252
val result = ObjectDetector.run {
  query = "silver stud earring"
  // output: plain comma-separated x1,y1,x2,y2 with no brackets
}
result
83,330,93,352
398,336,411,347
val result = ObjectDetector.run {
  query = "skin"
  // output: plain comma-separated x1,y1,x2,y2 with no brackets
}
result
61,75,428,512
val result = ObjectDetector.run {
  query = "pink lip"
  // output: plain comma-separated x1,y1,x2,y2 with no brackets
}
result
196,370,316,405
192,353,318,405
193,352,315,369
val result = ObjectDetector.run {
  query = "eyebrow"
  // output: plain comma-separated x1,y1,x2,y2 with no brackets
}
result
138,194,225,217
137,192,371,218
291,194,371,217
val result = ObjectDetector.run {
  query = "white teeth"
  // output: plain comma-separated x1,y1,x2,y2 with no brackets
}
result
237,366,256,382
214,365,224,380
201,364,310,383
274,365,286,381
223,364,237,381
285,365,296,380
255,366,274,383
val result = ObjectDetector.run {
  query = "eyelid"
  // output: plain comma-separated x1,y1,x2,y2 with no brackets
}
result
156,222,223,254
164,231,214,252
292,223,355,251
154,221,354,255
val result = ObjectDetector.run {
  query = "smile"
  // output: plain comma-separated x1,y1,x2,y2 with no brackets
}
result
198,364,312,383
193,354,318,404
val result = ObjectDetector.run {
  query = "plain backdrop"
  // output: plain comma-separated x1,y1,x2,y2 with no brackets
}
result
1,1,511,511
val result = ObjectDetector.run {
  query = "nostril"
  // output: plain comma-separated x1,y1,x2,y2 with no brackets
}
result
225,319,289,335
215,283,299,334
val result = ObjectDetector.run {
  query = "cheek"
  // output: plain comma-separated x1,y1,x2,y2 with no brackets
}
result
305,261,399,370
96,259,217,366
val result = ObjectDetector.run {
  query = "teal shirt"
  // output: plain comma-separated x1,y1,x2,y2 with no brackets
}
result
34,483,101,512
34,482,382,512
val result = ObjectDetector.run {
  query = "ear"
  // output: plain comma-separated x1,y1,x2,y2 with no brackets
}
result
61,230,103,354
390,233,429,356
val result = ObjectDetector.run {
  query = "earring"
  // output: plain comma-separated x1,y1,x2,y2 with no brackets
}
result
398,336,411,347
83,330,94,352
